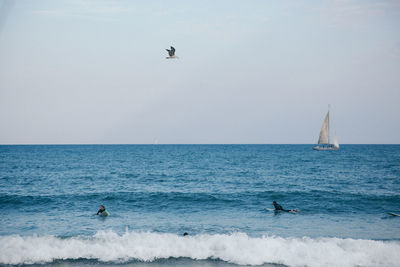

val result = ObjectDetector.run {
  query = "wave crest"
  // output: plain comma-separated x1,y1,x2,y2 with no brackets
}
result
1,231,399,266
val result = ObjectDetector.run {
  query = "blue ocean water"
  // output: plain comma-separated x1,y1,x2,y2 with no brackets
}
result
1,145,400,267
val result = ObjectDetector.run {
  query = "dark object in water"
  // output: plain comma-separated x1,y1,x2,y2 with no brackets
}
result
272,201,299,213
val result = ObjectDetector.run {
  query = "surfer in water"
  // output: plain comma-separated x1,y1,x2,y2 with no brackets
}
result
272,201,298,213
96,205,110,216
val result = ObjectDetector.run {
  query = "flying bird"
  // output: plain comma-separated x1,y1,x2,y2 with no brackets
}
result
166,46,179,59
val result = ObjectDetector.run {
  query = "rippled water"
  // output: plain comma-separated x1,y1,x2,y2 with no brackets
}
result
1,145,399,266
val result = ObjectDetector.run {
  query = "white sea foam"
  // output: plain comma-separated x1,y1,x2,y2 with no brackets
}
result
1,231,399,266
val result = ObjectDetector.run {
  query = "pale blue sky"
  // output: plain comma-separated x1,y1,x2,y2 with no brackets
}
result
0,0,399,144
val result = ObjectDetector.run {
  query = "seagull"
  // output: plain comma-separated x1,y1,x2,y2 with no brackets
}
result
166,46,179,59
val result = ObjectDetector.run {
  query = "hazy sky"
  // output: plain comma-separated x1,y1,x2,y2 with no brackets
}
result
0,0,399,144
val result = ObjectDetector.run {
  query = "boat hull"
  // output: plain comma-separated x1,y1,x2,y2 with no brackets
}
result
313,146,339,151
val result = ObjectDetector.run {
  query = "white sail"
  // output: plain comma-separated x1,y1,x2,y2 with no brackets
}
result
333,132,339,149
317,111,330,145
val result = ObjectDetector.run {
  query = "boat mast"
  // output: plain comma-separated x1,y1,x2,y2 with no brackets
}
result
328,104,330,146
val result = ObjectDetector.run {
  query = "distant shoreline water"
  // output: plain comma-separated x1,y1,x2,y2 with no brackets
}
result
1,144,400,145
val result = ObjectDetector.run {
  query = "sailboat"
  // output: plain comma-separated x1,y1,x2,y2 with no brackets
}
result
313,109,339,151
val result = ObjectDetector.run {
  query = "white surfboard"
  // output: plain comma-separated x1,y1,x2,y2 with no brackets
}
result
265,208,299,213
388,212,400,217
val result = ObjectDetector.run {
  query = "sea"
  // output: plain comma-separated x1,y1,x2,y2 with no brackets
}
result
0,144,399,267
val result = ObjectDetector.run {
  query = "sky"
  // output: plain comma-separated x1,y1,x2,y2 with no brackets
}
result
0,0,399,144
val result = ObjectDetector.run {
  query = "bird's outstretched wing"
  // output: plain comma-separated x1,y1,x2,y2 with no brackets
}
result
166,46,176,57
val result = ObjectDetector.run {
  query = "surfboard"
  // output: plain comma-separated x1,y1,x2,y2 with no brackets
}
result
388,212,400,217
265,208,299,213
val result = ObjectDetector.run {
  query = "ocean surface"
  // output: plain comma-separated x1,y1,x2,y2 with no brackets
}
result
1,144,400,267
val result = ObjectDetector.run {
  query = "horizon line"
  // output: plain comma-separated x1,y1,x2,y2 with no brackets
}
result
1,143,399,146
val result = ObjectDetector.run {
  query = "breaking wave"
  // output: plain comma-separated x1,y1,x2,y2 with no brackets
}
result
1,231,400,266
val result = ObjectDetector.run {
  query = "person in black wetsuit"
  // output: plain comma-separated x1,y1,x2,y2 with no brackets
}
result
96,205,110,216
273,201,297,212
273,201,289,211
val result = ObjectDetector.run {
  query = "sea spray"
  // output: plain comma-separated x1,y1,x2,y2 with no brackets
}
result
1,231,400,267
